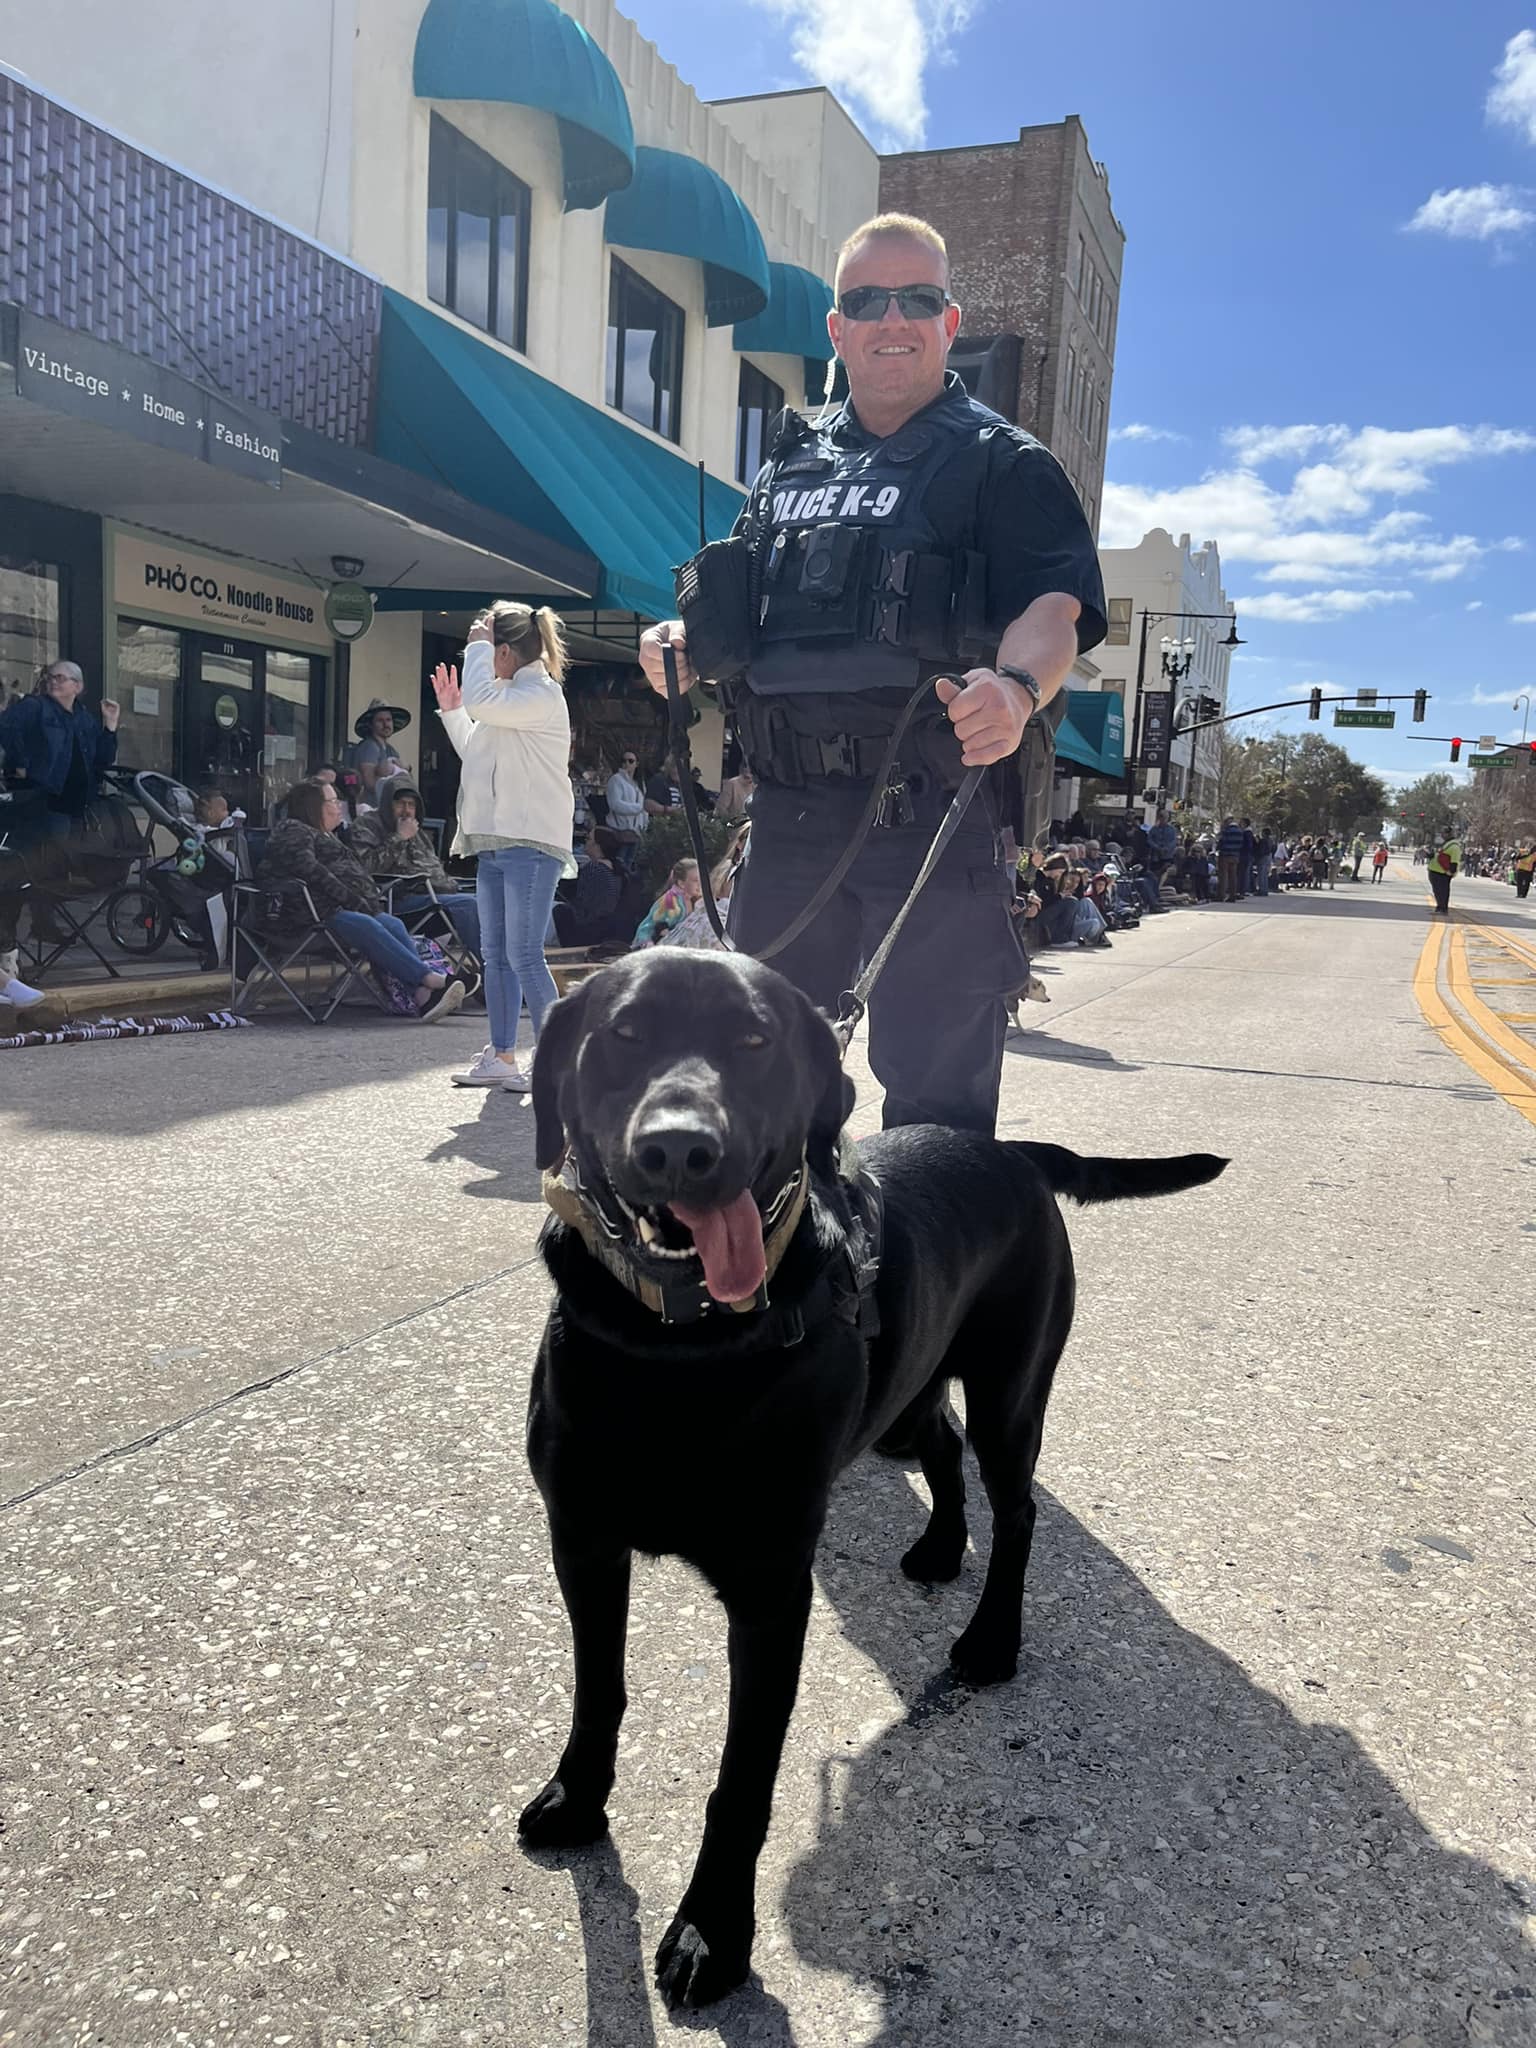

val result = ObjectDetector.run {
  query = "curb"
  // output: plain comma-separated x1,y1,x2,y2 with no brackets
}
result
10,955,605,1027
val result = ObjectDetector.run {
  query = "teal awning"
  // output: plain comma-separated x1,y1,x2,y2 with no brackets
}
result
414,0,635,211
733,262,834,359
606,147,770,326
376,291,744,622
1055,691,1125,778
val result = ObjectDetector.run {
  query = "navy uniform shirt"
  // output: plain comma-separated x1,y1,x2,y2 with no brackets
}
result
741,372,1107,658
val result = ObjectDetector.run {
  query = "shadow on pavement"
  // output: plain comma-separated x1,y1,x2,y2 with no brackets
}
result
1005,1033,1142,1071
425,1089,546,1202
1207,891,1535,931
758,1460,1535,2046
0,1010,498,1136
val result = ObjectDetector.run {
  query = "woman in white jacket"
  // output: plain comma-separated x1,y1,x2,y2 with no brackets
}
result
431,601,574,1091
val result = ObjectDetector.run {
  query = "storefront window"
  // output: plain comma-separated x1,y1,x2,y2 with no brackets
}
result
0,559,61,706
262,649,314,814
115,619,181,776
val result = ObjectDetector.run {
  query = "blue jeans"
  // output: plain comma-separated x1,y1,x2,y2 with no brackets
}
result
393,892,482,955
476,846,562,1054
1256,855,1272,896
326,910,431,986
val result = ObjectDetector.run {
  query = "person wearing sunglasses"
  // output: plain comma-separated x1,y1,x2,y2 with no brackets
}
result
640,211,1106,1137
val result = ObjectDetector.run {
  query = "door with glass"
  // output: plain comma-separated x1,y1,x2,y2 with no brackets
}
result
185,644,260,820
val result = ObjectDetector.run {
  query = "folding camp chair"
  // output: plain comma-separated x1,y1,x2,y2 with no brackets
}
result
228,830,392,1023
9,772,151,980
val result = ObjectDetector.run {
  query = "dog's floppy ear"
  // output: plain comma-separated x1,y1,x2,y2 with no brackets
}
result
531,980,591,1170
800,998,856,1174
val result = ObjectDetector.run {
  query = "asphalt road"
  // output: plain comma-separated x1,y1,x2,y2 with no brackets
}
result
2,864,1533,2047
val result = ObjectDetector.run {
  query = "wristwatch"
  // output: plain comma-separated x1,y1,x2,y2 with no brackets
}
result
999,664,1043,706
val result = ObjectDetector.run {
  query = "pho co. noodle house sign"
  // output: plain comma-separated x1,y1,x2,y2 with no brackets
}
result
13,310,282,486
113,530,332,651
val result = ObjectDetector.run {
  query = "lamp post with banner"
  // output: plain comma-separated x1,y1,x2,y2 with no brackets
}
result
1124,609,1244,817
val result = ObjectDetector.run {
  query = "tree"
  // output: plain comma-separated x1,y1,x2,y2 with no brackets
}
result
1390,772,1459,845
1214,731,1388,837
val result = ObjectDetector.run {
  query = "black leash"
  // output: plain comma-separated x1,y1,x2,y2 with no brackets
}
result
659,641,985,1052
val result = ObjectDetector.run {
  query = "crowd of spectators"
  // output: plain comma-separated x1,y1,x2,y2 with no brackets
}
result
1012,811,1407,974
1438,841,1536,892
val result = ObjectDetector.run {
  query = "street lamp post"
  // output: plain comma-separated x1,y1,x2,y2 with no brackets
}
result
1517,693,1532,745
1125,609,1244,821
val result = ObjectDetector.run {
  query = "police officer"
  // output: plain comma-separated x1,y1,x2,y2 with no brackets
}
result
640,211,1106,1134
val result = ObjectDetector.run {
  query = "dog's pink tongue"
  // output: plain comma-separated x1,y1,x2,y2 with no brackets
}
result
668,1190,765,1304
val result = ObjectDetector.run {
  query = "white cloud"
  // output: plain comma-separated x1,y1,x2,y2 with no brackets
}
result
1232,589,1415,624
1406,184,1535,240
1513,609,1536,622
1109,423,1183,444
1101,421,1536,603
1459,683,1536,704
1466,599,1484,610
1488,28,1536,145
751,0,977,147
1223,425,1348,466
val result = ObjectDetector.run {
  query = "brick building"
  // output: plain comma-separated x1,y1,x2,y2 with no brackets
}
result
880,117,1124,535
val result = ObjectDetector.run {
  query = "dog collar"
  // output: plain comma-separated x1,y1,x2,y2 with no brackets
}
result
541,1152,810,1325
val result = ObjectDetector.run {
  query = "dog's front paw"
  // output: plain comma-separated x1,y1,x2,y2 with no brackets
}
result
655,1911,751,2008
517,1776,609,1848
949,1624,1019,1687
900,1527,966,1583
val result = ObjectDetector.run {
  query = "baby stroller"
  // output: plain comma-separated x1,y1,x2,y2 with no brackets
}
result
103,771,239,969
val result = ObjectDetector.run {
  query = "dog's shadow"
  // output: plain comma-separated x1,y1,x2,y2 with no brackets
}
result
769,1455,1533,2044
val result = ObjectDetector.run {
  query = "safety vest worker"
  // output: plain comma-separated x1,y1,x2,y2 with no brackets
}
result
641,211,1106,1136
1428,836,1462,915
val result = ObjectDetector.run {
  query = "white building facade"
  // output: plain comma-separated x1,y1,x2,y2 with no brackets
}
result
1095,529,1236,817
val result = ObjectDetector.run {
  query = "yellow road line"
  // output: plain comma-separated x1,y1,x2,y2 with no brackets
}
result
1411,921,1536,1127
1472,922,1536,972
1447,930,1536,1076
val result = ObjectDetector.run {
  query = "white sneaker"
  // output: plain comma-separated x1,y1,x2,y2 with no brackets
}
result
0,973,45,1010
499,1061,534,1093
453,1043,519,1086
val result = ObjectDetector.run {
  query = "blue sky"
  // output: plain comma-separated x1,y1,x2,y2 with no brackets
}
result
625,0,1536,786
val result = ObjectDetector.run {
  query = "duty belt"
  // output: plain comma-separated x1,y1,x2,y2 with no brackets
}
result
790,732,923,784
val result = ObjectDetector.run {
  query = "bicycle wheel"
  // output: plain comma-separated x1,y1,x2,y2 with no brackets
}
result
104,885,170,955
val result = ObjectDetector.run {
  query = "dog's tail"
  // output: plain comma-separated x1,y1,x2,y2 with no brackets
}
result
1009,1142,1228,1206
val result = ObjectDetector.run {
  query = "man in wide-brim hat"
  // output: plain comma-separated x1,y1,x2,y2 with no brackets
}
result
352,697,413,796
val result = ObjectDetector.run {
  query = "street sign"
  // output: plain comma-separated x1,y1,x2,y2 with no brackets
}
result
1356,689,1378,706
1139,689,1174,772
1478,734,1498,747
1334,709,1396,728
1468,752,1509,767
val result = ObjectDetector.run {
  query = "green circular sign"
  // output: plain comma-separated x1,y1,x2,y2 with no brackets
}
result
324,581,375,642
213,693,240,730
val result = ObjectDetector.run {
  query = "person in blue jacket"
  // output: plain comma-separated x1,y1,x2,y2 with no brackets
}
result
0,660,120,974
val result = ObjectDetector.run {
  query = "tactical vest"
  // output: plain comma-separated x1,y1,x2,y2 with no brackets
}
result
741,392,994,699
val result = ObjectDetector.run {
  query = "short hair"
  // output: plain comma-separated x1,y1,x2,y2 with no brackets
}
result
32,659,83,696
835,212,949,291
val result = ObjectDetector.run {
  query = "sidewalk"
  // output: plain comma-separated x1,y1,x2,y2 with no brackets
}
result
3,888,1532,2047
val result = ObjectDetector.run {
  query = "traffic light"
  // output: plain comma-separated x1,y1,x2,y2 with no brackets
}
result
1449,738,1461,762
1308,688,1322,720
1412,689,1427,722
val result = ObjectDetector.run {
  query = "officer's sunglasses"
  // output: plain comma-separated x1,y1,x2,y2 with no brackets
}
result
837,284,952,322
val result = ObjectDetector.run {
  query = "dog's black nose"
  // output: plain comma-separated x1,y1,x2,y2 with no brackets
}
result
630,1118,723,1193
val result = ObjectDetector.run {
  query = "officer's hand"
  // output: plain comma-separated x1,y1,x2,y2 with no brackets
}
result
935,669,1030,767
640,622,696,697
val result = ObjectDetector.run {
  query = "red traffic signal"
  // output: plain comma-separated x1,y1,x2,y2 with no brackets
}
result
1449,738,1461,762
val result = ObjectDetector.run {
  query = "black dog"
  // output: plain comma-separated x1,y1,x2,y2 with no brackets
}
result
521,949,1226,2007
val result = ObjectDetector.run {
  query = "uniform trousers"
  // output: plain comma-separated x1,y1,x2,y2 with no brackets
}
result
730,774,1021,1135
